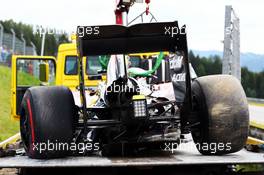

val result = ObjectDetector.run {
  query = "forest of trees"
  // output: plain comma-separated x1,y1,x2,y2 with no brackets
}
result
189,50,264,98
0,19,69,56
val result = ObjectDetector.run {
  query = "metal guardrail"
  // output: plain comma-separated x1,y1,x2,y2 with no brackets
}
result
248,97,264,104
0,133,20,149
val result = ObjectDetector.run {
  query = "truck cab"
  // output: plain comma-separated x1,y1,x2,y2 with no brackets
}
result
56,42,106,90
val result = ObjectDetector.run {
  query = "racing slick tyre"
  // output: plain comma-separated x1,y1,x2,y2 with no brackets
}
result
191,75,249,155
20,86,77,159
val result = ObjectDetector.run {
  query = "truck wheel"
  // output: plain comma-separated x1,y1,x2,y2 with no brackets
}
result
20,86,77,159
191,75,249,155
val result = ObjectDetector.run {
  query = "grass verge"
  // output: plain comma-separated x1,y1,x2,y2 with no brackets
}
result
0,65,19,142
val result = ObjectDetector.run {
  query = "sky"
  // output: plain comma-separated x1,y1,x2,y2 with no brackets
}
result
0,0,263,54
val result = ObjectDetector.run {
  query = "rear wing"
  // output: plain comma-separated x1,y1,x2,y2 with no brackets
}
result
77,21,188,56
76,21,192,107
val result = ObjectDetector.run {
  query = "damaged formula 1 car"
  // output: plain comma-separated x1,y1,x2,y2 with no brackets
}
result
19,21,249,159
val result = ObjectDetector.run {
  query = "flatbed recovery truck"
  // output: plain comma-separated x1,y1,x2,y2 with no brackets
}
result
2,104,263,174
3,107,263,169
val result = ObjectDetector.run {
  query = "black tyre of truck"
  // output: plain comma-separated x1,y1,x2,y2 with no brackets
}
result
191,75,249,155
20,86,77,159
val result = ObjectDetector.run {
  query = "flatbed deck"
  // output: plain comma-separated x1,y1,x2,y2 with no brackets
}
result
0,141,263,168
0,105,263,169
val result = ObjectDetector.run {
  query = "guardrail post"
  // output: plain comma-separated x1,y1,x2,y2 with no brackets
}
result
21,33,26,55
31,42,36,55
10,28,16,53
0,23,3,47
222,6,241,81
41,32,46,56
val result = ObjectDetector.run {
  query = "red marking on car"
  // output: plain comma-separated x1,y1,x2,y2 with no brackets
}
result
27,98,35,143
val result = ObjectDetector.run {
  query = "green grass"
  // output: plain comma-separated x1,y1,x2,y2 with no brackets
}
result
0,65,19,142
17,70,41,86
236,164,264,173
0,65,43,142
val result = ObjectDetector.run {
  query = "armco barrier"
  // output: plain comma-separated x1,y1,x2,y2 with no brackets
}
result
248,97,264,104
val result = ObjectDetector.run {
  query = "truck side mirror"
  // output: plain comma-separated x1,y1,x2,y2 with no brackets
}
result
39,63,49,82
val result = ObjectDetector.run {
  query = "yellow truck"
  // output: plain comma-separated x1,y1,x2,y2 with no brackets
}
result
11,40,106,120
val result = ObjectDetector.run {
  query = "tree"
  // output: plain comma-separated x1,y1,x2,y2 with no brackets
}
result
189,50,264,98
0,20,70,56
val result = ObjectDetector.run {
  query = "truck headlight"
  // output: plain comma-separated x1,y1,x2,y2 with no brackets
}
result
132,95,147,118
